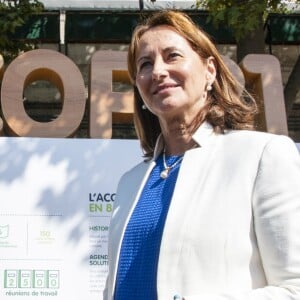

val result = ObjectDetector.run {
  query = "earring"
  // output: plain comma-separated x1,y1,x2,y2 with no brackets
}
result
206,82,212,91
142,104,147,110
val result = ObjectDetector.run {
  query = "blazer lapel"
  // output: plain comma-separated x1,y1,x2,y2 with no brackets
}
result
156,123,219,298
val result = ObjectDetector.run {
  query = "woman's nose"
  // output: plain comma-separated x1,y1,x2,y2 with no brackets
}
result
152,59,168,81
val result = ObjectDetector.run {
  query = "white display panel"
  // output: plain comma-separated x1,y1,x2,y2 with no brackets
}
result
0,137,141,300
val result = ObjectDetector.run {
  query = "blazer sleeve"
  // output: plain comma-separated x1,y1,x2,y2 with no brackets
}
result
184,135,300,300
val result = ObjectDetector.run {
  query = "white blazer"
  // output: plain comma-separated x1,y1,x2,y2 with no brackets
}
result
104,123,300,300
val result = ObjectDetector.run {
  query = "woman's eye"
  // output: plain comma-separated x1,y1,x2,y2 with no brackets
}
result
169,52,181,59
139,61,152,71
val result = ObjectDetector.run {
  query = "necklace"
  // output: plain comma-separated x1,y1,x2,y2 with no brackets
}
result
160,150,184,179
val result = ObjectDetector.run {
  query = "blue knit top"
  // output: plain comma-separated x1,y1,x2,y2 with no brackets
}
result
114,153,183,300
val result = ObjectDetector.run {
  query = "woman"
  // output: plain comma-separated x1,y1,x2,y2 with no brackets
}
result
104,10,300,300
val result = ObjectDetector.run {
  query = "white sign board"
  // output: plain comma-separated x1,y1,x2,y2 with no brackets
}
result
0,137,141,300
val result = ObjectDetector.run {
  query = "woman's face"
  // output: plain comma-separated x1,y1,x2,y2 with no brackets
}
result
135,25,215,121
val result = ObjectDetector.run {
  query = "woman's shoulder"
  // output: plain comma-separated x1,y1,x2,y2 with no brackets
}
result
223,129,299,157
224,128,291,144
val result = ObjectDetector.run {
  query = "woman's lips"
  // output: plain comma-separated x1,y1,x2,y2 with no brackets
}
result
153,83,179,95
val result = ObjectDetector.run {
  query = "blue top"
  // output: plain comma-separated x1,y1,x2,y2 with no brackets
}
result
114,153,183,300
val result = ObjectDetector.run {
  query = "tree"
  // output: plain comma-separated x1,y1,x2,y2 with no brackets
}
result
196,0,300,119
196,0,299,61
0,0,44,63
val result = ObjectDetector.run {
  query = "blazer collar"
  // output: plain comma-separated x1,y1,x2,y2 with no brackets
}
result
152,121,216,160
192,121,216,147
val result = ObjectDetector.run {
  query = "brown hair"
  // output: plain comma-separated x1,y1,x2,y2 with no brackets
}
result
127,10,258,157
